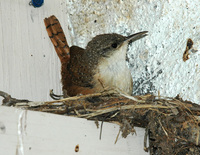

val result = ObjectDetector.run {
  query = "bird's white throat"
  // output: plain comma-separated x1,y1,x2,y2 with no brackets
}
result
93,43,133,94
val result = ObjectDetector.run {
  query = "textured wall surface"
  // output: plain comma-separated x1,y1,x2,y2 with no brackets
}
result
65,0,200,103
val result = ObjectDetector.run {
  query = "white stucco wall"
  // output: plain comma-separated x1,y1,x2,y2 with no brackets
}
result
65,0,200,103
1,0,200,103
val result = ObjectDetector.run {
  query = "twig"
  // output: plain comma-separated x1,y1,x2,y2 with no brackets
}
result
115,128,121,144
159,119,168,136
0,91,30,106
99,120,104,140
115,89,145,103
144,126,149,152
16,90,116,107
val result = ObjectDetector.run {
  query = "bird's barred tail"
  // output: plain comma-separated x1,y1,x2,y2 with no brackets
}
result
44,15,70,63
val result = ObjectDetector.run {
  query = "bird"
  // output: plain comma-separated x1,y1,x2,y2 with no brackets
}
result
44,15,147,97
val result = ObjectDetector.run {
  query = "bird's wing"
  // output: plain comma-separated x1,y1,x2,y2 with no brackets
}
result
66,46,95,96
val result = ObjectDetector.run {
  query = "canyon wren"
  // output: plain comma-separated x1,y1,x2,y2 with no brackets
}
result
44,15,148,97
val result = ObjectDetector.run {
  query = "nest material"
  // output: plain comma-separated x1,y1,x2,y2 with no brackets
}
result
1,89,200,155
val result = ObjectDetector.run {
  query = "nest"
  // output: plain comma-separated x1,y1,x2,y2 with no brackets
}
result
1,89,200,154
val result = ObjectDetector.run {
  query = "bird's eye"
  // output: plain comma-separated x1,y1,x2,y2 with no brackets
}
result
111,43,118,48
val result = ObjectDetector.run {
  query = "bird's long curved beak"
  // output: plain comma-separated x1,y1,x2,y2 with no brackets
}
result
125,31,148,42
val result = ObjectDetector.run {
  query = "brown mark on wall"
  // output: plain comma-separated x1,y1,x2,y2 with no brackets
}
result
183,38,193,62
75,144,79,152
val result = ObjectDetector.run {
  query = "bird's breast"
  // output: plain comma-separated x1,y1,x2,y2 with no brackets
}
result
93,49,133,95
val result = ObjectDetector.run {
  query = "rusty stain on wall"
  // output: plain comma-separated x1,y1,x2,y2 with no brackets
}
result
183,38,193,62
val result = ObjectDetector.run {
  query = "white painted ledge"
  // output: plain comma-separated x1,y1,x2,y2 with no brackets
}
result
0,106,148,155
